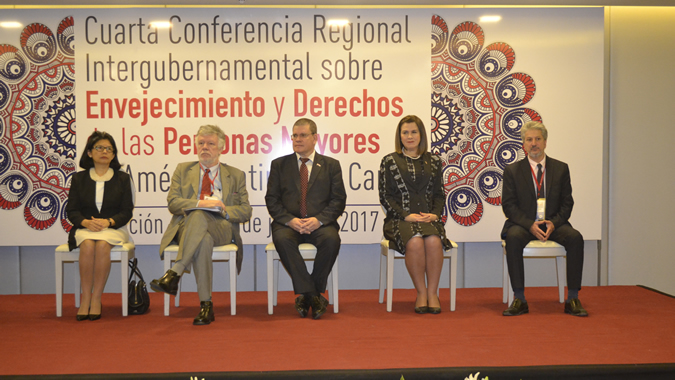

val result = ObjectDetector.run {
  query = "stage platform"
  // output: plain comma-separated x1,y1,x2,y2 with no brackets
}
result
1,286,674,379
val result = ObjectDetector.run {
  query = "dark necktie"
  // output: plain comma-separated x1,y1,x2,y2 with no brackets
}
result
299,158,309,217
200,168,211,200
536,163,545,198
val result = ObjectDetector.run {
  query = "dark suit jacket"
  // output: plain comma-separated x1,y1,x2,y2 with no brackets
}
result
265,153,346,227
501,155,574,238
158,161,252,273
66,169,134,250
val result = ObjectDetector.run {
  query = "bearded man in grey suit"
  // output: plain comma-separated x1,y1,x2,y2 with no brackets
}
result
151,125,252,325
501,121,587,317
265,118,346,319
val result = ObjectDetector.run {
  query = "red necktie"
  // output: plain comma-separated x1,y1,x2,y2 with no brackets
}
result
299,158,309,217
200,168,211,200
536,164,545,198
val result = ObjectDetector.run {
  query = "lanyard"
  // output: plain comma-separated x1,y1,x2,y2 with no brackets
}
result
529,164,545,197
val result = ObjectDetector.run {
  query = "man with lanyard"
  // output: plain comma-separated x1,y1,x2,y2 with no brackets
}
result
501,121,587,317
151,125,252,325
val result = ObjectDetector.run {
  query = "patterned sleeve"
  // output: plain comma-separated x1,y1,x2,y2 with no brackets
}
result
429,154,446,217
378,154,409,219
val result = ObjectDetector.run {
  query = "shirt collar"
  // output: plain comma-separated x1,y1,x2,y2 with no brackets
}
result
296,151,316,163
201,162,221,176
528,154,546,170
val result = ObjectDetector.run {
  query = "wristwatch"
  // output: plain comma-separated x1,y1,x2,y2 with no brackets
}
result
108,218,114,227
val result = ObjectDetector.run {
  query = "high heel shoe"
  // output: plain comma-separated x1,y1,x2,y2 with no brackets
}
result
427,306,442,314
414,306,428,314
88,304,102,321
76,314,89,321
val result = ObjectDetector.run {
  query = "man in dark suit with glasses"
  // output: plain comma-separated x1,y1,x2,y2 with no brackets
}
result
265,118,346,319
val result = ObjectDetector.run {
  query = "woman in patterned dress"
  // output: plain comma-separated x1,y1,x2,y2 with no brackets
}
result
378,115,451,314
66,131,134,321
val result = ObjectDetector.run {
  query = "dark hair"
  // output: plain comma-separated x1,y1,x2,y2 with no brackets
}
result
294,118,318,135
79,130,122,170
394,115,428,155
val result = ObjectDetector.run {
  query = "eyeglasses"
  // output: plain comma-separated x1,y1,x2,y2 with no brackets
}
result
291,133,314,139
93,146,113,153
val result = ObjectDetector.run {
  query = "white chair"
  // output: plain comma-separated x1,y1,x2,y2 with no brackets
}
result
265,242,338,315
162,243,239,316
379,239,459,312
502,240,566,305
55,242,135,317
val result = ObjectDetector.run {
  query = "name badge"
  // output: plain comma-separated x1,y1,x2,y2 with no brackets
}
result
537,198,546,221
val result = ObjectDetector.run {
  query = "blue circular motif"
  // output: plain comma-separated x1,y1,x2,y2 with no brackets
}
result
21,23,56,63
0,45,27,81
0,173,30,210
495,141,525,170
447,186,484,226
24,190,59,230
0,81,9,110
476,169,503,206
0,145,11,175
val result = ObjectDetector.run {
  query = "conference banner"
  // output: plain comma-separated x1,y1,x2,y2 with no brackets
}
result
0,7,604,246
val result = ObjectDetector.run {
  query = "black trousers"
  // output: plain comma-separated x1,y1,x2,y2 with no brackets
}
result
271,223,341,295
504,223,584,291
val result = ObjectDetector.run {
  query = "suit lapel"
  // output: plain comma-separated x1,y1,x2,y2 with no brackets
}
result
307,154,323,191
188,163,200,197
286,154,302,193
518,159,537,199
219,163,231,199
544,157,555,197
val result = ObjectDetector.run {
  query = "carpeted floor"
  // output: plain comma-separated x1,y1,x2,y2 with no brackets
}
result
2,286,674,376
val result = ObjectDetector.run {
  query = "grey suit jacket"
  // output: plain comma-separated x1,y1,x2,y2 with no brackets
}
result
159,161,252,272
265,153,346,227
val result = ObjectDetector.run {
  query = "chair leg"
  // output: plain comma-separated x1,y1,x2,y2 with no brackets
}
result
230,251,237,316
74,262,81,308
386,249,394,312
378,247,386,304
450,250,457,312
331,258,338,313
121,251,129,317
556,256,566,303
273,259,280,306
267,250,274,315
326,271,334,305
502,248,510,304
176,281,182,307
55,252,63,317
164,255,171,316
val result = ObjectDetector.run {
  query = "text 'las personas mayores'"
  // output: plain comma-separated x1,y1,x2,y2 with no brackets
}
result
117,124,380,158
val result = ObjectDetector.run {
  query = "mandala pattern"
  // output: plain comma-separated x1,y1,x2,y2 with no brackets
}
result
0,16,75,232
431,16,543,226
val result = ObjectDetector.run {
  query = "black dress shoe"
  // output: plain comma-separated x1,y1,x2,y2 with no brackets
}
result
311,295,329,320
150,269,180,296
193,301,215,325
414,306,428,314
294,295,310,318
564,298,588,317
76,314,89,321
503,298,529,316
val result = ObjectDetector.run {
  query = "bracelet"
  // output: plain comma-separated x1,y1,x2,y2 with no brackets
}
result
108,218,114,227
